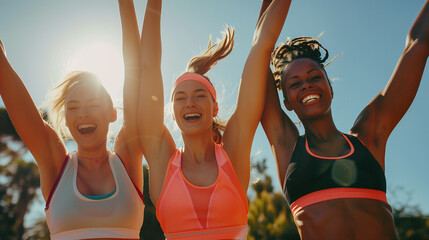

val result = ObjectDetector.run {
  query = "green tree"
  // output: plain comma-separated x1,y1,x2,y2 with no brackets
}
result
390,186,429,240
247,158,299,240
1,108,42,240
23,218,50,240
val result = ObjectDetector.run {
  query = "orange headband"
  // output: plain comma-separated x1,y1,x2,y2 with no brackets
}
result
174,72,217,101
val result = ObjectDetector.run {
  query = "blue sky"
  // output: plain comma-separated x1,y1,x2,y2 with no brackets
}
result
1,0,428,225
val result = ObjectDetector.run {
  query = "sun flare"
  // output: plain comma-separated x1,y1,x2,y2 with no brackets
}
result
64,40,124,100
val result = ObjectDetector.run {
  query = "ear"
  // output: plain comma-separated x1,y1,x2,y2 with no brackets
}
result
330,85,334,99
110,108,117,122
284,99,293,111
213,101,219,117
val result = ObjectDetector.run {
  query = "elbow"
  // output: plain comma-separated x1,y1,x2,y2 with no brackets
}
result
405,38,429,57
407,28,429,56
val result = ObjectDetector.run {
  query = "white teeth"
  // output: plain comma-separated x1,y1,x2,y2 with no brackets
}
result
78,123,96,130
184,113,201,118
302,95,320,104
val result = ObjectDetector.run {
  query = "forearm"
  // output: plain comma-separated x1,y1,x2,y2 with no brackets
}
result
0,48,54,154
139,0,163,114
119,0,140,71
141,0,162,66
257,0,272,21
119,0,140,129
407,0,429,52
231,0,292,135
253,0,292,50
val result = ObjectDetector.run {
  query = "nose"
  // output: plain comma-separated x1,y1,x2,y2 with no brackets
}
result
300,79,314,91
78,106,90,118
185,97,195,108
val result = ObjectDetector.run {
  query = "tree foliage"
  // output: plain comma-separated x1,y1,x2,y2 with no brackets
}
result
247,158,300,240
390,186,429,240
1,108,41,240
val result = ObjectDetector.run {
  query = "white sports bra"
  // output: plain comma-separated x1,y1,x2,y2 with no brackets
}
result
45,151,144,240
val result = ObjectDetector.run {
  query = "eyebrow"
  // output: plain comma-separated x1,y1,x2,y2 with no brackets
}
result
287,68,322,81
174,88,208,95
66,98,102,104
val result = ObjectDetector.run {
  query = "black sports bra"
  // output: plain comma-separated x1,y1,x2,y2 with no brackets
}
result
284,133,386,208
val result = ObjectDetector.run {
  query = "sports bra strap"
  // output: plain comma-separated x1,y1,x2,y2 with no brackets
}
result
45,155,70,210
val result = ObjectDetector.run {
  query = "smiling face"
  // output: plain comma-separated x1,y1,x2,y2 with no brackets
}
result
281,58,333,120
64,81,116,149
172,80,218,136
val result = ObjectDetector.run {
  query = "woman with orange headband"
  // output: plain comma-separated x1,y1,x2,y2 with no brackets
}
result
260,1,429,239
128,0,291,239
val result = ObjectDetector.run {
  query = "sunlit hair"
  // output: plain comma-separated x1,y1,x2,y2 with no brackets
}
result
178,26,234,144
271,37,329,91
45,71,113,140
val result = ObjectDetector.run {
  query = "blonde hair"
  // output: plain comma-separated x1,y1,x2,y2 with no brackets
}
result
183,26,234,144
45,71,113,140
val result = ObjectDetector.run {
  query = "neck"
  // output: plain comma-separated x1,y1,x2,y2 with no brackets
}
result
76,144,109,166
301,110,340,141
181,130,216,164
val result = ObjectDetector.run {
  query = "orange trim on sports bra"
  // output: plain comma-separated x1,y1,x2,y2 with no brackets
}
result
305,133,355,160
290,188,387,216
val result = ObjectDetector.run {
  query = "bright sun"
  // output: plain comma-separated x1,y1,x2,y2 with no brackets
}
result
64,40,124,100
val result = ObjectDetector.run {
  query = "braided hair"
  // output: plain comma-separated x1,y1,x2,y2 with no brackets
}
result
271,37,329,91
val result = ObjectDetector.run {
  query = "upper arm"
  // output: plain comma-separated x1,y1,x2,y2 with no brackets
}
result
114,125,144,190
261,70,298,185
351,2,429,164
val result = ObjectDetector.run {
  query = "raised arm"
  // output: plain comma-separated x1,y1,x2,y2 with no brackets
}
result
261,70,298,187
115,0,144,190
351,1,429,168
223,0,292,189
138,0,175,166
257,0,298,189
0,39,66,199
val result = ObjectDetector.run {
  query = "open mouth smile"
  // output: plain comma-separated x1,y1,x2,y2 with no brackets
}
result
301,94,320,104
77,123,97,134
183,113,202,121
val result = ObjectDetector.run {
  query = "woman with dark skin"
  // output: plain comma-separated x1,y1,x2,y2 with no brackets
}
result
261,1,429,239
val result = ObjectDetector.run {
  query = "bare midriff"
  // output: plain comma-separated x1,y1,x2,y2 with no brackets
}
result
293,198,398,240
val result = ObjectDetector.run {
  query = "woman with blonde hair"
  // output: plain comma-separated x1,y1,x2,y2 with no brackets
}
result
0,0,144,239
261,1,429,239
125,0,292,239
